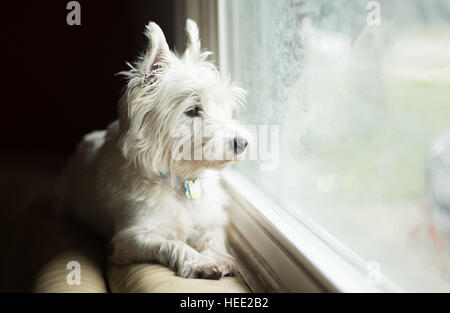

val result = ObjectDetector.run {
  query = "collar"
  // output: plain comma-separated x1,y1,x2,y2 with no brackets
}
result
160,173,202,200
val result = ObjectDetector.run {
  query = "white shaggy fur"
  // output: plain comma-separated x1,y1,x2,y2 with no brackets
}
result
56,20,250,279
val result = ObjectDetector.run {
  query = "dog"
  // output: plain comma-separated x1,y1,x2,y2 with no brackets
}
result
55,19,250,279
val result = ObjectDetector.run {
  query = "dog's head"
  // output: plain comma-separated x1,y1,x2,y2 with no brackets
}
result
118,20,250,179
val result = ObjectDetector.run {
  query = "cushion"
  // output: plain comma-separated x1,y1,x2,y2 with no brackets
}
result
107,263,249,293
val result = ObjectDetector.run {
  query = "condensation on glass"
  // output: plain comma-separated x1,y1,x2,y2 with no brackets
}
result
222,0,450,291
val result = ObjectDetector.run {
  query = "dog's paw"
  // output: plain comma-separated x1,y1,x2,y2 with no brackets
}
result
216,255,238,277
193,263,222,280
179,258,222,280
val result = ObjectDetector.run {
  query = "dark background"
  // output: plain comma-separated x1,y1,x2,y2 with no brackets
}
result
1,1,176,154
0,1,178,292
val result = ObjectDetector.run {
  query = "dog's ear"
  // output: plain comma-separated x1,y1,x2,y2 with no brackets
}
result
185,19,201,58
141,21,171,76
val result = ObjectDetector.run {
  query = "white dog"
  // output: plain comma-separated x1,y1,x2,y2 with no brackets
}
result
56,19,250,279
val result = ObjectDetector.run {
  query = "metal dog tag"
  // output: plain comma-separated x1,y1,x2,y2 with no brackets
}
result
185,179,202,200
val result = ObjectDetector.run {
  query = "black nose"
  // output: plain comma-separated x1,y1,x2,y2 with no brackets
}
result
233,137,248,155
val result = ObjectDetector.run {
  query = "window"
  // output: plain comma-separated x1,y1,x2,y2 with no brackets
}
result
219,0,450,292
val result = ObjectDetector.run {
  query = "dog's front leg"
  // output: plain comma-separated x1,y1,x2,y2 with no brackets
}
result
189,226,238,277
110,229,222,279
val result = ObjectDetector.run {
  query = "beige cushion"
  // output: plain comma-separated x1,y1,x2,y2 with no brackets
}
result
108,263,250,293
32,248,108,293
28,200,108,293
0,156,108,292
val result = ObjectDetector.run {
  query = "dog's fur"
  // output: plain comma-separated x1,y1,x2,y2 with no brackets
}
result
56,20,250,279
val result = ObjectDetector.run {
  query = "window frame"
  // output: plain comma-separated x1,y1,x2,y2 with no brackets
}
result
223,169,401,292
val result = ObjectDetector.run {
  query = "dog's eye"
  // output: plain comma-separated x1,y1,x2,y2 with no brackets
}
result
185,106,202,117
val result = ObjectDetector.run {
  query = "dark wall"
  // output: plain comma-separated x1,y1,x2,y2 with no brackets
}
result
1,1,175,154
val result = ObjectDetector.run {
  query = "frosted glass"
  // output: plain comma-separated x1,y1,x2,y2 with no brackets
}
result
223,0,450,291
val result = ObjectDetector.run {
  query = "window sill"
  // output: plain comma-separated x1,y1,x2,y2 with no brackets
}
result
222,169,392,293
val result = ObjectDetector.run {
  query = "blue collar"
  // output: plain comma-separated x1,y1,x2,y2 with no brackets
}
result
159,172,172,180
160,173,201,200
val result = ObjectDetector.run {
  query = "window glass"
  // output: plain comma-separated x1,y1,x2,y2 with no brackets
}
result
222,0,450,291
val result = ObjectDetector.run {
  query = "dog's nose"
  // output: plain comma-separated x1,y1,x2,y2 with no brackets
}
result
233,137,248,155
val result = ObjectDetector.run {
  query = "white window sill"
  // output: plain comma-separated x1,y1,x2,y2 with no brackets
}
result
222,168,400,293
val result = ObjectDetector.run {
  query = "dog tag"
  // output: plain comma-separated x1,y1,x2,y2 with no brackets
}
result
185,179,202,200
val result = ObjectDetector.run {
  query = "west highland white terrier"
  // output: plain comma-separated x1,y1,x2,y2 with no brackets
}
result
56,19,250,279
